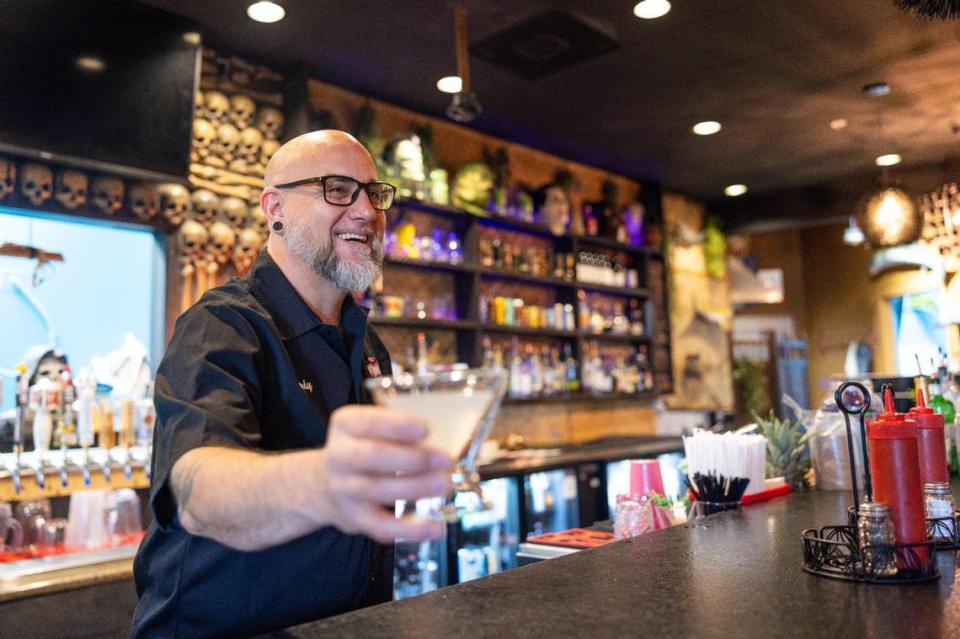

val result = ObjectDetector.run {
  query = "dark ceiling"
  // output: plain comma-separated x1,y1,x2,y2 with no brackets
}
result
139,0,960,200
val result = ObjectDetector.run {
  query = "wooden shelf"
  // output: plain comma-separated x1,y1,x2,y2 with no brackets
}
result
384,256,474,274
576,282,649,297
370,317,478,330
477,267,574,289
579,332,651,344
575,234,646,255
379,197,673,397
479,324,577,338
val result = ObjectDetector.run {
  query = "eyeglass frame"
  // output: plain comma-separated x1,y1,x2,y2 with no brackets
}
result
273,175,396,211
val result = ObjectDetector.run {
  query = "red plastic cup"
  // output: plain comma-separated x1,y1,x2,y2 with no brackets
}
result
629,459,665,497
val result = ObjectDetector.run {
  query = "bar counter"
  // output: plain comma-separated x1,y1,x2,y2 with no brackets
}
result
267,488,960,639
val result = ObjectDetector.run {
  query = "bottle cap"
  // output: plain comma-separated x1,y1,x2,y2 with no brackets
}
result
909,386,934,415
858,500,891,516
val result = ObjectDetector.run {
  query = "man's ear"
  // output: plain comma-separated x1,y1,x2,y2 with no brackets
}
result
261,188,284,224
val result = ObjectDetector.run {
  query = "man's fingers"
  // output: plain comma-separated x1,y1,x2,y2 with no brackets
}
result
332,405,431,443
354,505,446,544
329,439,450,475
338,472,453,504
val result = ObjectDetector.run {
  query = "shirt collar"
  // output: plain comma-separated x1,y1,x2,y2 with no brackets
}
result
248,250,369,340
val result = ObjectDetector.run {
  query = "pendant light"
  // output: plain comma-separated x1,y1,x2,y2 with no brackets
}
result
854,91,921,247
446,6,482,123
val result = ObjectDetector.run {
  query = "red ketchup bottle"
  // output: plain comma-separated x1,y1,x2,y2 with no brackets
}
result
909,387,948,485
867,387,928,568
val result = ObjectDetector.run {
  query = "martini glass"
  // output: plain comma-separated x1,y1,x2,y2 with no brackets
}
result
365,367,507,520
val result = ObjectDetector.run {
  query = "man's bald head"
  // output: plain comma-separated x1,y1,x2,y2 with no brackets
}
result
264,130,375,188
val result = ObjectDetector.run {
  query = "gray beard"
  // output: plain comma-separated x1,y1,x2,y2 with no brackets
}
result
287,231,383,291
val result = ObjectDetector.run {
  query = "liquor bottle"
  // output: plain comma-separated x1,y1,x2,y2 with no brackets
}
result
563,343,579,392
416,332,429,376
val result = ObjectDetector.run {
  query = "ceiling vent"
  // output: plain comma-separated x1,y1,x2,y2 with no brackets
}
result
471,11,620,80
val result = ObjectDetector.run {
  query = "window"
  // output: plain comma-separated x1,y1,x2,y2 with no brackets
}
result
890,291,948,376
0,208,165,412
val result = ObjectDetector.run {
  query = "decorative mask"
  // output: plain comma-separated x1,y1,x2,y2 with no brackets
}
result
192,119,217,161
54,169,89,210
208,221,237,265
179,219,209,261
228,94,257,129
214,123,240,162
203,91,230,125
91,176,124,215
190,189,221,226
233,227,263,274
452,162,495,215
158,183,191,227
238,127,263,164
220,196,248,228
128,182,160,221
255,106,284,140
0,157,17,200
20,163,53,206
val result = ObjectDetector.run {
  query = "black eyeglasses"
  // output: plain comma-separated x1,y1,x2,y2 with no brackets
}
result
274,175,396,211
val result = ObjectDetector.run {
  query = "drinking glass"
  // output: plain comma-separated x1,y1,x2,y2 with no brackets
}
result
0,502,23,552
366,367,507,519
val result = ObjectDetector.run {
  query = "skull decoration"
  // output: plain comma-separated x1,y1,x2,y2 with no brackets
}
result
238,127,263,164
128,182,160,222
208,220,237,265
179,219,209,262
220,196,248,228
233,227,263,274
0,157,16,200
193,92,205,120
91,176,125,215
190,189,221,226
255,106,284,140
214,123,240,162
192,119,217,161
54,169,89,210
21,163,53,206
249,203,268,241
158,183,192,227
228,94,257,129
203,91,230,125
261,138,280,164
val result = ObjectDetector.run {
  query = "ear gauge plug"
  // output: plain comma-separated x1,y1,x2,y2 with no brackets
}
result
272,221,283,234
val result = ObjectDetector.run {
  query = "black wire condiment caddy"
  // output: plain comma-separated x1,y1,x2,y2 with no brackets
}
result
800,381,953,584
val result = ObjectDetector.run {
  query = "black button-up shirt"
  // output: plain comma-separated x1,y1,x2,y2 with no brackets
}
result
132,250,393,638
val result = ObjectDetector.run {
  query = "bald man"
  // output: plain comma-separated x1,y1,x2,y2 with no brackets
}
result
132,131,451,638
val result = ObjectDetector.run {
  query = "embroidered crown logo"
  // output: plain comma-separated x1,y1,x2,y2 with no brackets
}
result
299,379,313,394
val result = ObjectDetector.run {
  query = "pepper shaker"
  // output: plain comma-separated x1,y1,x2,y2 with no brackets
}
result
923,481,956,541
857,501,898,577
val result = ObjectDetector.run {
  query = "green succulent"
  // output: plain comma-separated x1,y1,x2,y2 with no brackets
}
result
753,410,812,490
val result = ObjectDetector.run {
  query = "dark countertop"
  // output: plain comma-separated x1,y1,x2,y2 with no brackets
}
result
266,489,960,639
478,436,683,479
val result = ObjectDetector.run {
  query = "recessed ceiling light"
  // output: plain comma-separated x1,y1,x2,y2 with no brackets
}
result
633,0,671,19
875,153,902,167
247,1,285,23
692,121,721,136
724,184,747,197
830,118,848,130
436,76,462,94
182,31,201,46
74,55,105,72
863,82,890,97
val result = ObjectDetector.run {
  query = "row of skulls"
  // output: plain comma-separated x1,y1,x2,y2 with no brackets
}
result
176,186,267,275
0,156,163,222
193,91,284,174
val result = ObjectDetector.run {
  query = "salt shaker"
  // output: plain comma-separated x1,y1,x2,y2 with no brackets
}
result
923,481,956,540
857,501,898,577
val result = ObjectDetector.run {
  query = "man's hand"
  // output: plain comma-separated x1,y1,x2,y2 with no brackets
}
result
316,405,452,544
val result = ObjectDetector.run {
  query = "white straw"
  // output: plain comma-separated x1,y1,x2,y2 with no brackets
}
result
682,429,768,496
